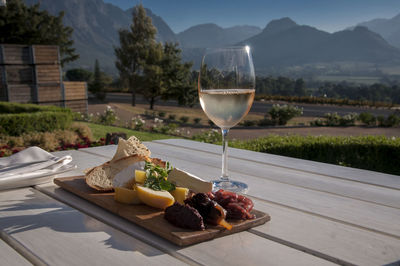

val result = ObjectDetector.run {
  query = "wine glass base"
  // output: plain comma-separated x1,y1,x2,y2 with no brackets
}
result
212,180,248,193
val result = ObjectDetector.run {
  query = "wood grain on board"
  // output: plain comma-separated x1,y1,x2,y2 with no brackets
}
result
54,176,270,246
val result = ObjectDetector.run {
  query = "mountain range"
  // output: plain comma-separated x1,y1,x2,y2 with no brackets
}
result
356,13,400,49
243,18,400,72
23,0,400,77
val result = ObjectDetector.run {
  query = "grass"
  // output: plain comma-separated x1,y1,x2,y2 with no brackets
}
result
79,122,177,142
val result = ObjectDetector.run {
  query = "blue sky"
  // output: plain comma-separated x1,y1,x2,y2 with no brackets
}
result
104,0,400,33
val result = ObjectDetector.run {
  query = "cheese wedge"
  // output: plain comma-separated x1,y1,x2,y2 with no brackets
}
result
168,168,212,193
135,170,147,184
170,187,189,204
136,185,175,209
114,187,141,204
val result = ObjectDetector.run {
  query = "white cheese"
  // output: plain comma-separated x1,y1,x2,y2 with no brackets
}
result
168,168,212,193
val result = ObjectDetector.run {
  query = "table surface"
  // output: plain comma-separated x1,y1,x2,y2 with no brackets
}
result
1,139,399,266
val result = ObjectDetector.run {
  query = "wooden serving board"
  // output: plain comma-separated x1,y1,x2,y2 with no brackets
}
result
54,176,270,246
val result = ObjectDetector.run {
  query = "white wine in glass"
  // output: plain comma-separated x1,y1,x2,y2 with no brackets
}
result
199,46,255,193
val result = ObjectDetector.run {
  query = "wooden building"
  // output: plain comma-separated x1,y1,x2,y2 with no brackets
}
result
0,44,87,114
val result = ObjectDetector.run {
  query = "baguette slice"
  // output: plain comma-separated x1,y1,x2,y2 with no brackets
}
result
85,136,151,191
85,155,149,191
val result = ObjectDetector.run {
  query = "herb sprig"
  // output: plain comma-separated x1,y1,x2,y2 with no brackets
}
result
143,161,175,191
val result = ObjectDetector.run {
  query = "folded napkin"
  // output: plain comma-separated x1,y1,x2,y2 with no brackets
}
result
0,146,76,190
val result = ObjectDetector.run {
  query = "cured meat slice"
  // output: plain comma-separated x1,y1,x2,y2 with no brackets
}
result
212,189,255,219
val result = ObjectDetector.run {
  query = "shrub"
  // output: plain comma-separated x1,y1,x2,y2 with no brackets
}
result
193,117,202,124
152,121,178,135
70,122,93,139
385,113,400,127
98,106,117,126
377,115,386,126
192,129,221,143
208,119,215,126
229,135,400,175
131,116,145,131
0,102,70,114
268,104,303,125
310,118,325,126
376,113,400,127
258,118,274,126
339,113,358,126
179,116,189,123
0,111,73,136
158,111,166,118
168,114,176,120
358,112,376,126
255,94,396,108
324,112,341,126
0,128,90,154
241,120,257,127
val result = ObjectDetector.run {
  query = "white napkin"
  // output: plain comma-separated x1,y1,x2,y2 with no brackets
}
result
0,146,76,190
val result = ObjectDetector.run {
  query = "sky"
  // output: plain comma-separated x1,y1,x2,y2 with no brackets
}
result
104,0,400,33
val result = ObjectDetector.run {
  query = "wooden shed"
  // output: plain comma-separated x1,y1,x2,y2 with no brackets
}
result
0,44,87,114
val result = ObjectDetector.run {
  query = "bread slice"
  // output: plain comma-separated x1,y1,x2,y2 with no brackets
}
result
85,136,151,191
111,136,150,162
85,154,149,191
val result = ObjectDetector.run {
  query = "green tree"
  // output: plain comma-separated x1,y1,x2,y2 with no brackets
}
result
0,0,78,65
294,78,306,96
114,4,157,106
66,68,93,82
138,43,164,110
160,42,196,107
137,42,195,109
89,59,106,101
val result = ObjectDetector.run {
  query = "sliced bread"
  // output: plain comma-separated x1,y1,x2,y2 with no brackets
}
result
85,136,151,191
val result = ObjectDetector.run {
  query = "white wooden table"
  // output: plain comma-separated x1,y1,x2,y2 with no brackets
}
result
1,139,399,266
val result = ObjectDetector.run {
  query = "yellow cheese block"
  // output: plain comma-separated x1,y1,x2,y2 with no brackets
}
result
136,185,175,209
135,170,146,184
114,187,141,204
170,187,189,204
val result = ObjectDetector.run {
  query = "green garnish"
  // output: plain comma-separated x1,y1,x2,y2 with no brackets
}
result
143,161,175,191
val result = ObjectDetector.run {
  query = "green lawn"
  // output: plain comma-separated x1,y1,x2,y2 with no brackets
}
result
82,122,177,142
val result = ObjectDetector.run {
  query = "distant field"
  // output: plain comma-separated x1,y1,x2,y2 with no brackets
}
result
314,75,382,85
380,66,400,76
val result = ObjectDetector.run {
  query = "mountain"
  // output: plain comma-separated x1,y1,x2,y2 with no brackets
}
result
24,0,177,74
21,1,400,77
356,13,400,48
177,24,261,48
241,18,400,72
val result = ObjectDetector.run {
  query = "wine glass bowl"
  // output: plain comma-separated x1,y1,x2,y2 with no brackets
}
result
198,46,255,193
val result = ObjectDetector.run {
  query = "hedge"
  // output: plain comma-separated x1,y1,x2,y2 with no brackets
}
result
0,111,73,136
255,94,397,108
230,135,400,175
0,102,70,114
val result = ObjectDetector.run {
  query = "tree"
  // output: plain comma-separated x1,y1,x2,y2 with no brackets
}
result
114,4,157,106
0,0,78,66
66,68,93,82
88,59,106,101
138,43,164,110
135,42,196,110
294,78,306,96
160,43,197,107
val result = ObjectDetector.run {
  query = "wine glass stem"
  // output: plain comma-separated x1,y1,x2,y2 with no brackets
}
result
221,128,229,181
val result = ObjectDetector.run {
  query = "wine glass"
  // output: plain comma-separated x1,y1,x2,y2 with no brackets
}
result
198,46,255,193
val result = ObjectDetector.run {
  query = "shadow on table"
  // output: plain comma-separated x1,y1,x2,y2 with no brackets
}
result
0,188,166,257
383,260,400,266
